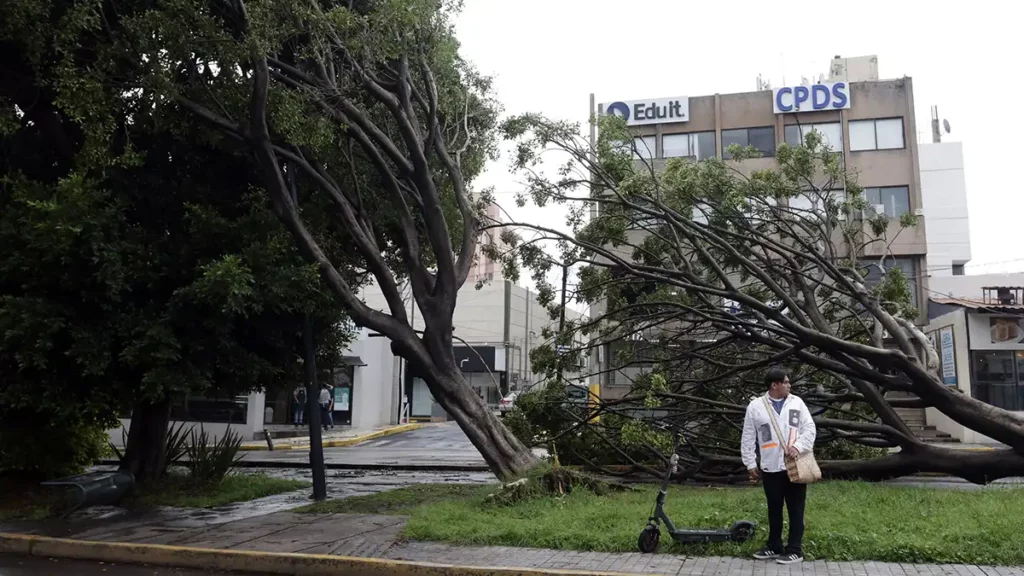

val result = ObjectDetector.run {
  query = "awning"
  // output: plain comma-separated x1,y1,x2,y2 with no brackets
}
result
342,355,367,367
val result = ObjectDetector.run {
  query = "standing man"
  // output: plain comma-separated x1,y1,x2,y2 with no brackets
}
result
318,383,332,432
740,367,816,565
293,384,306,427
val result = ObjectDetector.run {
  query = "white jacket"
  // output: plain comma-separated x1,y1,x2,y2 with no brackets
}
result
740,393,816,473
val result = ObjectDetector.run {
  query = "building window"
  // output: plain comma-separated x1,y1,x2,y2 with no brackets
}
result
663,132,716,160
862,186,911,218
633,136,656,160
788,189,846,220
784,122,843,151
971,351,1024,411
849,118,905,151
722,127,776,159
859,257,918,307
170,393,249,424
952,264,965,276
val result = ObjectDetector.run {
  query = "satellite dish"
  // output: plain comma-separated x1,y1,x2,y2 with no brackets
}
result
943,119,951,134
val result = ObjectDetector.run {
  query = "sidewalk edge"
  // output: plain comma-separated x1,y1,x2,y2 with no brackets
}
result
238,423,426,452
0,533,639,576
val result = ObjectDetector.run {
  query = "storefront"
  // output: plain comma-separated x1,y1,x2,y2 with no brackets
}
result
925,293,1024,444
405,344,506,421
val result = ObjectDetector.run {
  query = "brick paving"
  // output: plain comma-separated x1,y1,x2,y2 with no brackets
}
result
3,511,1022,576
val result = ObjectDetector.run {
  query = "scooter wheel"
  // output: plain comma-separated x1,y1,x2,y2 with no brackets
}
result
638,525,660,553
731,521,756,542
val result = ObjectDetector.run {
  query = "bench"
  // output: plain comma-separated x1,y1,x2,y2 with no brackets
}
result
41,471,135,517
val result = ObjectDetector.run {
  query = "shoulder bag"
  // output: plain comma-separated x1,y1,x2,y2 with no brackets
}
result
762,396,822,484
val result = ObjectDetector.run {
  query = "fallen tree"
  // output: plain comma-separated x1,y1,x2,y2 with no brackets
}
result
495,113,1024,484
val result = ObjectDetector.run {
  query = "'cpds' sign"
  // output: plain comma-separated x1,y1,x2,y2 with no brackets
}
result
773,82,850,114
602,97,689,126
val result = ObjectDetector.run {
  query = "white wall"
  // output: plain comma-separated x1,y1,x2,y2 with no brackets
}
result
358,280,506,343
920,142,971,278
922,309,977,442
346,333,399,429
108,390,264,446
929,273,1024,300
507,282,587,389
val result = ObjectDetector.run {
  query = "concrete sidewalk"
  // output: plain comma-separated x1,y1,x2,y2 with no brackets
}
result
3,508,1021,576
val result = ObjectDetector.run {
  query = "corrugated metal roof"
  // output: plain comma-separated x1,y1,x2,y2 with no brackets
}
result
929,297,1024,313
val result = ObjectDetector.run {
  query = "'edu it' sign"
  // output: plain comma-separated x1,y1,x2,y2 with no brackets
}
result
773,82,850,114
602,97,689,126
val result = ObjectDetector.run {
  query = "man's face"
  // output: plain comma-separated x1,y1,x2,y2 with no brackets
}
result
770,376,791,398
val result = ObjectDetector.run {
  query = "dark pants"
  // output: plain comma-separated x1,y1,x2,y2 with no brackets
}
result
762,471,807,555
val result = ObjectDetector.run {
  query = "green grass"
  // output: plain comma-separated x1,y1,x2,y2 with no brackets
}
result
299,481,1024,565
298,483,492,514
131,472,308,509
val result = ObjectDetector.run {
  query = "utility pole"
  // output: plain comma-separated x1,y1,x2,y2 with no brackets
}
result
557,263,568,386
302,317,327,501
286,163,326,501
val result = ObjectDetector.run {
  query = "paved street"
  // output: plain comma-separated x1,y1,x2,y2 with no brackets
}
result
240,421,489,469
0,555,253,576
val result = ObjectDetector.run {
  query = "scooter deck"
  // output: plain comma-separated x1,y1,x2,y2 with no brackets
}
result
668,530,737,544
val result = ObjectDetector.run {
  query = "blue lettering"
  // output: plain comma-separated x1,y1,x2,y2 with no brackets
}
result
831,82,848,109
793,86,810,111
633,103,645,120
811,85,830,109
776,87,793,112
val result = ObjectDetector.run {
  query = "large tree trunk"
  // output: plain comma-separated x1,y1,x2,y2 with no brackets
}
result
118,397,172,484
398,341,537,481
823,444,1024,485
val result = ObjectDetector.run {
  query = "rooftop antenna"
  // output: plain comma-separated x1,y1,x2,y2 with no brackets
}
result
931,106,952,143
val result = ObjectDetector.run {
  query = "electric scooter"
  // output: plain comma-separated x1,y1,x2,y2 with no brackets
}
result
637,453,757,553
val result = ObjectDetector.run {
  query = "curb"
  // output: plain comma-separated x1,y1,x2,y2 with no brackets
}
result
0,533,637,576
238,423,427,452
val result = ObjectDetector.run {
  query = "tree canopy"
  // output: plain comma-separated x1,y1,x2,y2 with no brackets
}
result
58,0,537,478
0,0,353,479
498,113,1024,484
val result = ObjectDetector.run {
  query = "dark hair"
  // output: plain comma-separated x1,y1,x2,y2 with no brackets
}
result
764,367,788,388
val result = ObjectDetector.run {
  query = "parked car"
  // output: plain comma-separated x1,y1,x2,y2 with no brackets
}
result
498,392,519,416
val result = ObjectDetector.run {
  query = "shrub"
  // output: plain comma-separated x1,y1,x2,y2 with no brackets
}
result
183,425,244,484
109,420,190,476
0,408,113,480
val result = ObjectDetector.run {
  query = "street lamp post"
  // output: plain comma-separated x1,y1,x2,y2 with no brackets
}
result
302,317,327,501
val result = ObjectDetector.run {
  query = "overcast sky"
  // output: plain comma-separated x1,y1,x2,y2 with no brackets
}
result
453,0,1023,289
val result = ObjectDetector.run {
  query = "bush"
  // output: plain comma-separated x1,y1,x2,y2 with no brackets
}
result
183,425,244,484
815,438,888,461
0,408,113,480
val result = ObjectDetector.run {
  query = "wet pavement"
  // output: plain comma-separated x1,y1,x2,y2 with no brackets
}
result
0,555,255,575
0,468,495,538
239,421,490,469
